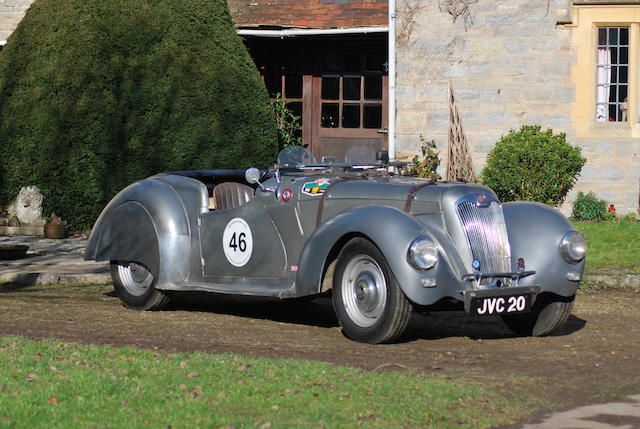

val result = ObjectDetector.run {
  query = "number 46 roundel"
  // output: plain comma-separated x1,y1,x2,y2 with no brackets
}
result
222,218,253,267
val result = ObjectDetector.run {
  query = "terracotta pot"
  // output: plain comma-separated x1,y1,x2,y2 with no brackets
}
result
44,222,66,239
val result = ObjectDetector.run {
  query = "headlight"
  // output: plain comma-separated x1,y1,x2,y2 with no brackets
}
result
408,237,438,270
560,230,587,263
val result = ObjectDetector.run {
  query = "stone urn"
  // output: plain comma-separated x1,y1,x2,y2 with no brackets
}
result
44,212,66,239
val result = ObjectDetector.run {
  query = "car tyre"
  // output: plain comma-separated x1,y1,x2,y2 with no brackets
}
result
332,238,411,344
501,293,574,336
110,261,170,310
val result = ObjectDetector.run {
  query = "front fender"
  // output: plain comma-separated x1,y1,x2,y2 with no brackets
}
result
295,205,457,305
503,202,584,297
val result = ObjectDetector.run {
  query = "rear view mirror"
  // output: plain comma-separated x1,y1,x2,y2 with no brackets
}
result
245,167,261,185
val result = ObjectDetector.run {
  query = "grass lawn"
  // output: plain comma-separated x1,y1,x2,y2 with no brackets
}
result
0,336,525,428
573,220,640,274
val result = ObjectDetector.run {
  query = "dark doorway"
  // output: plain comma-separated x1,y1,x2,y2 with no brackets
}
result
245,34,388,161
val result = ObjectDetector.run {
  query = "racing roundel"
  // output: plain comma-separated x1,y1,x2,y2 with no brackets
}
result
282,188,293,202
222,218,253,267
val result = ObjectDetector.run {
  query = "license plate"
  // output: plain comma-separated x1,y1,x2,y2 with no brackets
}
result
470,293,533,316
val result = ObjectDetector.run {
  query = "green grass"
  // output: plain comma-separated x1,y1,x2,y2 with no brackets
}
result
0,336,522,428
573,220,640,274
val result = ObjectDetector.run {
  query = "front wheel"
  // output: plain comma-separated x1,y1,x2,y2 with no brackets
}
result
110,261,170,310
332,238,411,344
501,293,574,336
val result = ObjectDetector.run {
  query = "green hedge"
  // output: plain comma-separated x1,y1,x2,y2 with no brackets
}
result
0,0,277,228
480,125,585,206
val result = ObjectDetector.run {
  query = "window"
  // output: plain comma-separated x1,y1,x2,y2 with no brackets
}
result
320,51,384,130
596,27,629,122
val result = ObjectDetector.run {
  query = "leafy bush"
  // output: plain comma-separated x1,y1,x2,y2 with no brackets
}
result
271,93,303,149
571,192,607,221
0,0,277,229
403,137,441,180
480,125,586,205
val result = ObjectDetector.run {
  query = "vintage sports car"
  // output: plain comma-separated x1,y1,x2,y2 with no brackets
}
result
85,147,586,344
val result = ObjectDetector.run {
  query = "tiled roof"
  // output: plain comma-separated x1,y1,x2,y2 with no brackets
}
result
227,0,388,29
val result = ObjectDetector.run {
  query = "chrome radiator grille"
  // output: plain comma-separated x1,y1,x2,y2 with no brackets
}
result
456,200,511,273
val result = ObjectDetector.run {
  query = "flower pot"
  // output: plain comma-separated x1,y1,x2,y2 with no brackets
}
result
44,222,65,239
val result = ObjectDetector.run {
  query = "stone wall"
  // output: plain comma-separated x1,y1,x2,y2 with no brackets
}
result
395,0,640,215
0,0,34,41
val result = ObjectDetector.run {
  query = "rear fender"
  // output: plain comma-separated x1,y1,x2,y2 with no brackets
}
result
84,177,202,287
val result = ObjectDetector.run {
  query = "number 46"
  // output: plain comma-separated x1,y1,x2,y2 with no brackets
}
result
229,232,247,252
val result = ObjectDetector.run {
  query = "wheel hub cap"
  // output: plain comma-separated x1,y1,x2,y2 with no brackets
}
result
342,255,387,328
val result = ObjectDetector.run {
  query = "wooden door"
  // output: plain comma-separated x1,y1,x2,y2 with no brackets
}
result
311,48,388,162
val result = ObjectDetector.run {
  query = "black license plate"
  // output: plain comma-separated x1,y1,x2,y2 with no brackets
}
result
470,293,533,316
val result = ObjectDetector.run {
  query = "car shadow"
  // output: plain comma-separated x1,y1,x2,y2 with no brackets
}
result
113,290,586,341
164,291,340,329
400,312,587,342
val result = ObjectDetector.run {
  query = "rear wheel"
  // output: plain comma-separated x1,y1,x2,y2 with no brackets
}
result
501,293,574,336
332,238,411,344
110,261,170,310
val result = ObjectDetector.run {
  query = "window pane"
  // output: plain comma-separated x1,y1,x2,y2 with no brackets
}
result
343,76,361,100
618,85,628,102
342,104,360,128
321,103,339,128
322,76,339,100
619,66,628,86
288,101,303,125
620,27,629,45
364,104,382,129
364,75,382,100
611,66,618,84
598,28,607,46
285,74,302,98
620,47,629,64
265,73,282,98
609,28,619,45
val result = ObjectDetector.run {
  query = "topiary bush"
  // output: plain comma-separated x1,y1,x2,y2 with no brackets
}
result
0,0,277,229
480,125,586,205
571,191,607,221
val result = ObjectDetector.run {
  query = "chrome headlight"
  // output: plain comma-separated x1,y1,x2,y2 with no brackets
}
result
560,230,587,263
408,237,438,270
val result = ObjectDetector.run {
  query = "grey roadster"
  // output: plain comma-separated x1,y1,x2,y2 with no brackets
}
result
85,147,586,343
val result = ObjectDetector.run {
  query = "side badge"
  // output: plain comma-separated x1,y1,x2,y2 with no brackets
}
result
301,178,331,196
282,188,293,202
223,218,253,267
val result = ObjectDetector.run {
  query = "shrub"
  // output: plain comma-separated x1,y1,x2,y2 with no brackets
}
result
480,125,586,205
403,137,441,180
0,0,277,229
571,192,607,221
271,93,303,149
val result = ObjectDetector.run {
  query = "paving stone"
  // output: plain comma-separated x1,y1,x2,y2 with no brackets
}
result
0,235,111,285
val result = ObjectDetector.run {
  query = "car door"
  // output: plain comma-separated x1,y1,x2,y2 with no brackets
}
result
199,194,288,281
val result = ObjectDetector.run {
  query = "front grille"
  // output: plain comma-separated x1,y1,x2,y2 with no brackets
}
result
456,199,511,274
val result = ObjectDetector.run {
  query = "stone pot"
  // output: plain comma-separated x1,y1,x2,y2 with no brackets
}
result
44,222,66,239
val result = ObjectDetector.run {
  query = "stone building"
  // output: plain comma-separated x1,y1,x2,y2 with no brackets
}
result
2,0,639,214
395,0,640,215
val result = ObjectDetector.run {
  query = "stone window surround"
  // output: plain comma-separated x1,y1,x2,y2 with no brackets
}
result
567,5,640,138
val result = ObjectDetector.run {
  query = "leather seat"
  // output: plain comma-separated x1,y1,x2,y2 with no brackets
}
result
211,182,254,210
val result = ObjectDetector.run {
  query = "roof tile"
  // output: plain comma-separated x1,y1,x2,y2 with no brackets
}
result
227,0,388,29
